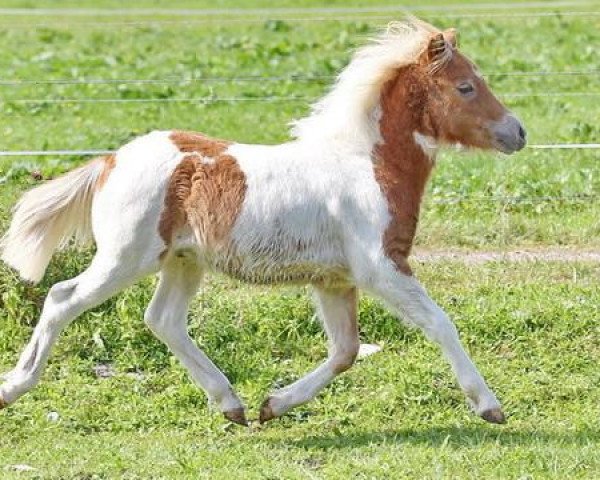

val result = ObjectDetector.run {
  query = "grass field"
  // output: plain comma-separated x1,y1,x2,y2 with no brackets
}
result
0,1,599,478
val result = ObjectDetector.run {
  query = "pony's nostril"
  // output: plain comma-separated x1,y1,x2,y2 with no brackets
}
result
518,125,526,140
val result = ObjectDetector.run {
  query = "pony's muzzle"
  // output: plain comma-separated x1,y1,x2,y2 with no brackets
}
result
491,114,527,154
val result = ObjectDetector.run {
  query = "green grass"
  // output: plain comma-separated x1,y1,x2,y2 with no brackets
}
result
1,261,599,478
1,1,599,478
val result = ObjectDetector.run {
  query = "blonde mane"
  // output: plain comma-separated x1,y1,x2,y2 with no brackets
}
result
291,19,447,150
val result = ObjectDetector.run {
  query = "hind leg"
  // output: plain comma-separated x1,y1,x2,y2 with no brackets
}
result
144,252,246,425
0,252,158,408
259,286,359,423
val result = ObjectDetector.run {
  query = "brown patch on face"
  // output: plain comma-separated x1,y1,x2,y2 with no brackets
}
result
420,35,508,149
373,66,434,276
95,154,116,192
159,132,247,250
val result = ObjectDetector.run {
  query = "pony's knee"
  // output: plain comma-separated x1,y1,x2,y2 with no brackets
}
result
144,304,176,337
40,281,81,326
331,340,360,374
48,279,77,303
45,275,107,325
143,307,163,332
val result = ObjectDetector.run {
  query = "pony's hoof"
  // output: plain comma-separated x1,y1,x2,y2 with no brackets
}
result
0,394,7,410
223,408,248,426
480,408,506,424
259,397,277,424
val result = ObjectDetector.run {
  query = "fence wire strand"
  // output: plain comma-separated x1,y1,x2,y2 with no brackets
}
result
0,1,596,16
0,70,598,87
0,143,598,158
0,10,599,28
3,91,599,106
0,4,597,207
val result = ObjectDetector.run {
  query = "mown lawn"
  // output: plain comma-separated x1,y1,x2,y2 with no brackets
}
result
1,261,599,478
0,0,599,478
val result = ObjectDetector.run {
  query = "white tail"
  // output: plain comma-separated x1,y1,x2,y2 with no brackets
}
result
0,159,105,283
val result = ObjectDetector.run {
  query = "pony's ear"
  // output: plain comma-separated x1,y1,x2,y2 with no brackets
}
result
427,33,447,63
443,28,458,48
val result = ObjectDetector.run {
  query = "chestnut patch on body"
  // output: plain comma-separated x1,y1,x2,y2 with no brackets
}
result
170,130,231,158
159,131,247,249
186,154,247,247
158,155,197,244
95,154,116,192
372,66,434,276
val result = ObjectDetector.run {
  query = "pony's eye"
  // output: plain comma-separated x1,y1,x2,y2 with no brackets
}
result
457,83,475,96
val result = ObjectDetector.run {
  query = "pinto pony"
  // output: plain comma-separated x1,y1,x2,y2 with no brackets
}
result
0,20,526,425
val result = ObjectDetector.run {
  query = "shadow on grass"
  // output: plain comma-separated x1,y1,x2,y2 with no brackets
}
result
269,425,600,450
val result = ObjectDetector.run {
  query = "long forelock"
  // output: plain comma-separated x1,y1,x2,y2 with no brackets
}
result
290,19,445,148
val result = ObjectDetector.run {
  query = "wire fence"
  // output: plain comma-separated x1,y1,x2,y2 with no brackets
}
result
427,193,599,205
0,150,596,206
0,1,596,16
0,142,598,158
529,143,600,149
0,69,598,87
0,3,597,208
2,91,599,106
0,150,115,157
0,10,599,28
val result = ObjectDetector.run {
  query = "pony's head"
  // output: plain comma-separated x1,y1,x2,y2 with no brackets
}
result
414,27,526,154
291,19,526,155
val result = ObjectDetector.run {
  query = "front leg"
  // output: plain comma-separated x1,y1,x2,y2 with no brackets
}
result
359,258,505,423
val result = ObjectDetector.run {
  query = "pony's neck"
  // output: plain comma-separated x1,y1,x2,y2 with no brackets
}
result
375,65,436,162
372,66,436,264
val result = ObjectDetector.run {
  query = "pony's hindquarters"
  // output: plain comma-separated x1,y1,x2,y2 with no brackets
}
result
0,131,183,408
0,159,104,283
0,130,185,284
90,131,189,261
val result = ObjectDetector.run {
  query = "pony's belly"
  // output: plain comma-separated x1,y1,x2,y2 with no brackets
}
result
208,251,350,286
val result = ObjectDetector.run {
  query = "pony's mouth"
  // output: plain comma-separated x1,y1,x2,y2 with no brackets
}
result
493,135,527,154
491,115,527,154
